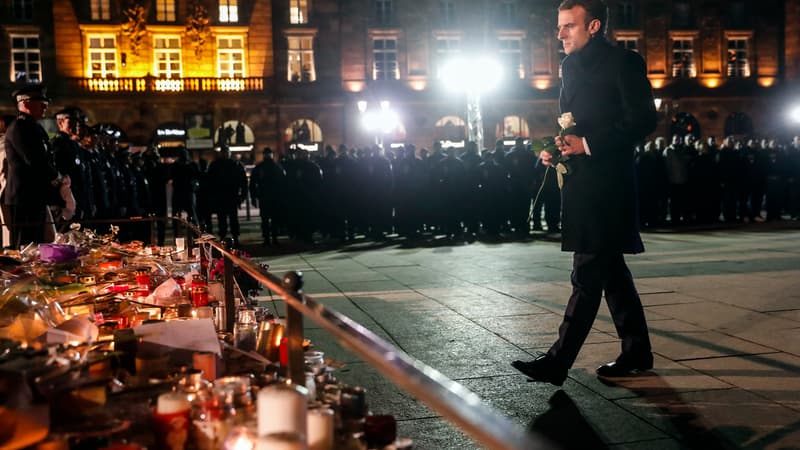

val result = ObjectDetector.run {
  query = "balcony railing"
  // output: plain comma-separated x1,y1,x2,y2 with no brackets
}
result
65,76,266,93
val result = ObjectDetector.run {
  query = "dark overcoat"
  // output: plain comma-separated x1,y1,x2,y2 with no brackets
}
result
2,112,59,207
559,38,657,254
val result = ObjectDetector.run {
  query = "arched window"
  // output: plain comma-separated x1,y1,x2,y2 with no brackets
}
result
434,115,466,141
216,120,254,147
283,118,323,144
495,115,530,139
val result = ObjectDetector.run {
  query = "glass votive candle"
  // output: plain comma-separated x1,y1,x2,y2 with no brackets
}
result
222,426,257,450
152,392,191,450
256,384,308,437
306,405,334,450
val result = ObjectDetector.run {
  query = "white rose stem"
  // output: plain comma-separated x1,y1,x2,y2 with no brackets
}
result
257,385,308,437
306,407,334,450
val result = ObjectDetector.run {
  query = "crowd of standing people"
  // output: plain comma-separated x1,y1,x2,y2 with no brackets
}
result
3,86,800,251
636,134,800,228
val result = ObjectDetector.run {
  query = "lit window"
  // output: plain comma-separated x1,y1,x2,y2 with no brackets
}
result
373,38,398,80
154,36,182,78
439,0,455,26
219,0,239,23
156,0,176,21
88,35,117,78
217,36,245,77
11,0,33,20
375,0,392,26
287,36,316,82
498,38,523,79
290,0,309,24
435,37,460,78
727,37,750,77
10,35,41,82
616,37,638,52
499,0,516,25
672,38,696,78
91,0,111,20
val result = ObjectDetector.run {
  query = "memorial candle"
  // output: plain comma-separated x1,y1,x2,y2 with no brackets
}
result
256,384,308,437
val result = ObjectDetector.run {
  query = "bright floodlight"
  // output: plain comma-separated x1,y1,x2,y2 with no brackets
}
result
790,105,800,124
361,109,399,134
441,56,503,93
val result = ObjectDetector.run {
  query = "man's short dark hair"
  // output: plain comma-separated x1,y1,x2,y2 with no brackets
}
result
558,0,608,37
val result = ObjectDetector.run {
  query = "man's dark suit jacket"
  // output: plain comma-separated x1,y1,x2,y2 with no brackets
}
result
2,112,59,207
559,37,657,254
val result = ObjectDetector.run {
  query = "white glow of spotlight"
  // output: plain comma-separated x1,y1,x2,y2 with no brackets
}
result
790,105,800,124
441,56,503,94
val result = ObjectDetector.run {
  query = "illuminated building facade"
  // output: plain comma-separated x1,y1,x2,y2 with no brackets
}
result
1,0,800,156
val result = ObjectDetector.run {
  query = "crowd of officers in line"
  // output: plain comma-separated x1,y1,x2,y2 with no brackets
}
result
6,106,249,247
636,134,800,228
11,104,800,249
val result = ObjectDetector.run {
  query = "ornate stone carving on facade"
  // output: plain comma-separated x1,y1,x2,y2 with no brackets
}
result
185,0,211,59
121,1,148,56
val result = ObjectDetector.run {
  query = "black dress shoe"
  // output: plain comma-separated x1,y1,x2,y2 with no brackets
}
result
596,354,654,377
511,355,568,387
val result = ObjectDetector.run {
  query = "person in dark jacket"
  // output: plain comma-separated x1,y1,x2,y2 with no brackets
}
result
52,107,93,221
512,0,656,386
250,147,286,245
2,85,63,247
207,145,247,244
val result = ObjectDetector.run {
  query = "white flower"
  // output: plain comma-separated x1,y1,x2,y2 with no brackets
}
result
110,225,120,235
558,112,576,130
69,223,81,231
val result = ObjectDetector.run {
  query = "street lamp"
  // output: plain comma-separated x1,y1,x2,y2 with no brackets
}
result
358,100,399,149
789,104,800,124
440,56,503,152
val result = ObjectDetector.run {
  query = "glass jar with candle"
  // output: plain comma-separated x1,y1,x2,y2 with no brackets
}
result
233,309,258,351
135,267,151,291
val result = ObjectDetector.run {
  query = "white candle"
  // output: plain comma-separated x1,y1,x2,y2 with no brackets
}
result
306,407,334,450
256,433,307,450
257,384,308,437
157,392,191,414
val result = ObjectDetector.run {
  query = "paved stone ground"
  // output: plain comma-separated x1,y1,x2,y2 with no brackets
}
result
237,221,800,450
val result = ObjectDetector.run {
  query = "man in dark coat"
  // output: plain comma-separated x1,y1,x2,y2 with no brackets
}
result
512,0,656,386
52,107,93,221
2,85,63,247
207,146,247,244
250,147,286,244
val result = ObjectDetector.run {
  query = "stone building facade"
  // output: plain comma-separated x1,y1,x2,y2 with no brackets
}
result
1,0,799,156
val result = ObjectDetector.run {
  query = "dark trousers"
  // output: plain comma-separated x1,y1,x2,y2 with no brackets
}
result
3,204,47,249
547,253,651,370
216,206,240,239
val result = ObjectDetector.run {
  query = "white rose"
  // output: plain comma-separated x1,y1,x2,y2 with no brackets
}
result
558,112,576,130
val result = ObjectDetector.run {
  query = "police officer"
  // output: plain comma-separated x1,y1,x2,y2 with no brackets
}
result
52,107,93,221
2,85,63,247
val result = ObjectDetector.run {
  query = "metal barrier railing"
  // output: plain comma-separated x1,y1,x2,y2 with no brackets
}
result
5,215,552,450
193,229,552,450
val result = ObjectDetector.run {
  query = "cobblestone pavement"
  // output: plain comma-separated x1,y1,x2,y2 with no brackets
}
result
239,220,800,450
